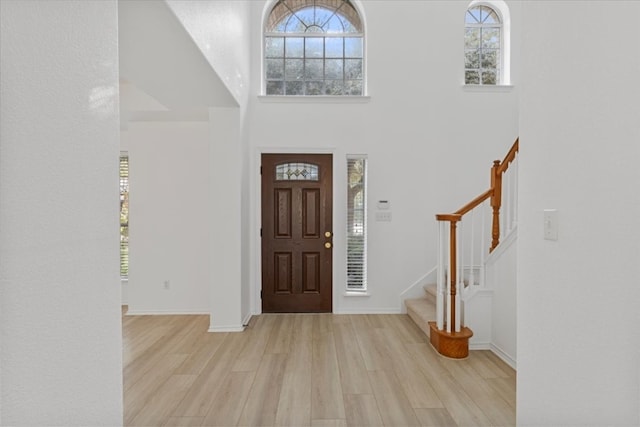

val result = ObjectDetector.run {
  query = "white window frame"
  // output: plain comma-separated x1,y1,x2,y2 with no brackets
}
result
464,0,511,86
261,0,367,97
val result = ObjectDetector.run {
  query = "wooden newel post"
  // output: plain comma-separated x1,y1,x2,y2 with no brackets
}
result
490,160,502,252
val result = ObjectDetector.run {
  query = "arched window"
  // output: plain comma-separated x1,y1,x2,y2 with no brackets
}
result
264,0,364,96
464,4,503,85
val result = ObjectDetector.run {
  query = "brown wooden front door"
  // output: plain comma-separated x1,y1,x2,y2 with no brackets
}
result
261,153,333,313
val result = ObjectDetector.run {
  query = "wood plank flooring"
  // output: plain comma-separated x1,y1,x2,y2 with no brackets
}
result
123,309,515,427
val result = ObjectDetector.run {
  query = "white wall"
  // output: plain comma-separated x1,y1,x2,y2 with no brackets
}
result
125,122,211,314
118,0,237,111
0,0,122,424
517,1,640,425
247,0,520,314
167,0,252,106
486,232,517,368
209,108,245,330
165,0,254,326
119,0,252,325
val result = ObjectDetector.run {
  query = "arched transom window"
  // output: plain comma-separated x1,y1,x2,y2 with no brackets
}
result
264,0,364,96
464,4,502,85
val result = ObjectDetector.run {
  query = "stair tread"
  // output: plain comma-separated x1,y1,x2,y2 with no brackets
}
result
405,297,436,320
423,283,437,297
405,296,436,338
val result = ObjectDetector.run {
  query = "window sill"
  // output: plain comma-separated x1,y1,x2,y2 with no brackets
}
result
462,84,514,93
343,291,371,297
258,95,371,104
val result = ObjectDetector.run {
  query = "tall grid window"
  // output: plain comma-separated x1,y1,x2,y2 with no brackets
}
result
264,0,364,96
120,153,129,278
464,5,502,85
347,157,367,290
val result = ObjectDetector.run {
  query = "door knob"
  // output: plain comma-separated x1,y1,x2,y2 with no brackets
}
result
325,242,332,249
325,231,332,238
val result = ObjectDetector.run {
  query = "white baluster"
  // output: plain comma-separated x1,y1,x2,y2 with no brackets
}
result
446,222,452,333
436,221,444,331
469,208,476,287
480,200,486,288
505,167,511,235
455,221,461,333
459,219,464,293
455,292,461,333
513,155,518,230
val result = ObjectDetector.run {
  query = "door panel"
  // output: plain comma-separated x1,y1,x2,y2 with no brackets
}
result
262,153,332,313
275,189,292,238
302,189,320,238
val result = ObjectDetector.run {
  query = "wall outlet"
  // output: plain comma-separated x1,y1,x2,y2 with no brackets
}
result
163,280,170,290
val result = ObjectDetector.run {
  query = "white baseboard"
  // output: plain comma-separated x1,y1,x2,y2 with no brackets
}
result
125,309,209,316
490,343,517,370
242,312,253,327
470,341,491,350
208,325,246,332
334,307,402,314
469,342,517,370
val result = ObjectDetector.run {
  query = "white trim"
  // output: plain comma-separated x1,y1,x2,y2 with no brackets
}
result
462,284,493,301
208,325,246,333
334,307,401,315
485,225,517,266
343,291,371,297
242,312,253,327
258,95,371,103
470,342,491,350
469,342,516,371
490,342,517,370
125,309,209,316
462,84,514,93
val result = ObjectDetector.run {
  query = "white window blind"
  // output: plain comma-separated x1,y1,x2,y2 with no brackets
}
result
120,153,129,278
347,157,367,290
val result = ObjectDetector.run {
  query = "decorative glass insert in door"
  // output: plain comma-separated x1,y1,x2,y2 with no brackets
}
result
275,162,319,181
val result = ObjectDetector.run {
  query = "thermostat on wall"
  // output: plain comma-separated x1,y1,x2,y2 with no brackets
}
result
377,200,390,210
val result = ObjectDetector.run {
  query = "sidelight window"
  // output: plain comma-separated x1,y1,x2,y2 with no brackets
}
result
120,153,129,278
347,156,367,290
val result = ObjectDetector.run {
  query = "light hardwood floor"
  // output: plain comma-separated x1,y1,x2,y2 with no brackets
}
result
123,308,516,427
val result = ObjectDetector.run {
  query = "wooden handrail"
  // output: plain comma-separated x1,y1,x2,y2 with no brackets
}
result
435,213,462,222
435,137,520,253
497,137,519,175
454,189,493,217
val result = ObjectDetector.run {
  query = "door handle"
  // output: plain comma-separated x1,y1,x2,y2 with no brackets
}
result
325,242,332,249
325,231,332,238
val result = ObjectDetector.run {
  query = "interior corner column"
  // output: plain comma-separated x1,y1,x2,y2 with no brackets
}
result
208,107,244,331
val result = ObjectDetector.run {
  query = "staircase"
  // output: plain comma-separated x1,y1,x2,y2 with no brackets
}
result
405,138,519,359
405,284,437,338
